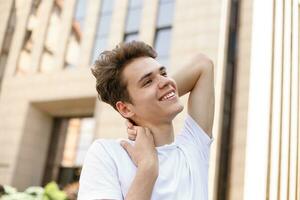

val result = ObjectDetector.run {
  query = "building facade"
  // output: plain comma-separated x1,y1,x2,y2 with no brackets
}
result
0,0,299,199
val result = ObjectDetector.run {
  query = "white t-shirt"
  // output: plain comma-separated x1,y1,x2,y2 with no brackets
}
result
78,115,213,200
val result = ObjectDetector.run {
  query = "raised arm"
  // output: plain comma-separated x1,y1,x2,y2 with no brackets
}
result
172,53,215,137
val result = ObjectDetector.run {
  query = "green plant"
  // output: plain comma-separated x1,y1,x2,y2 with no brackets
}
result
0,182,67,200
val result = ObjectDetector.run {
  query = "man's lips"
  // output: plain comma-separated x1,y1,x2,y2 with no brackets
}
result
159,90,176,101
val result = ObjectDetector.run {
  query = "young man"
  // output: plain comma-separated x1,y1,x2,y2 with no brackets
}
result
78,41,215,200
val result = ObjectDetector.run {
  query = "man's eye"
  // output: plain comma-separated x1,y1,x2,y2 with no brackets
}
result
161,72,168,77
143,79,152,86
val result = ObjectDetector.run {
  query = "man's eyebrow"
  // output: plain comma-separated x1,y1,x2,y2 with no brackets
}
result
138,71,152,84
159,66,166,72
137,66,166,84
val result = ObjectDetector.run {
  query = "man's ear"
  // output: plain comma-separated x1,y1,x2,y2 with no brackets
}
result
116,101,135,118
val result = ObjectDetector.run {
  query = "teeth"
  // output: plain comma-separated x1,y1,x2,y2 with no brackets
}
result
162,91,175,101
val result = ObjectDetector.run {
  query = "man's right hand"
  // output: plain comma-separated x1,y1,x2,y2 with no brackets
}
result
121,125,158,171
121,123,158,200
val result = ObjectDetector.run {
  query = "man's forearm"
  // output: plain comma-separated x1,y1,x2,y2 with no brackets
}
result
125,164,158,200
172,54,213,97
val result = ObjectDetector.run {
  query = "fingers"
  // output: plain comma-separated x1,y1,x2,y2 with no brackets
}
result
126,120,135,141
128,133,136,141
127,127,136,141
125,119,133,129
120,141,134,157
126,125,153,141
131,126,152,137
127,128,136,135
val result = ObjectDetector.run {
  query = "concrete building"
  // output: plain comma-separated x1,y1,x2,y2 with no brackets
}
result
0,0,299,199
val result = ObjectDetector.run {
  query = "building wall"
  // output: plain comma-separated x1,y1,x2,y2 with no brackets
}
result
0,0,96,189
0,0,275,199
243,0,300,199
0,0,223,190
0,0,15,93
227,0,253,199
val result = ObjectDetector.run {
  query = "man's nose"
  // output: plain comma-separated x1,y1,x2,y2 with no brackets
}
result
158,76,171,89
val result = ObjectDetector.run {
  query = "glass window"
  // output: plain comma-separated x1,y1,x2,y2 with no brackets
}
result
91,0,115,64
64,0,86,69
157,1,175,28
154,28,171,57
75,118,95,166
92,37,107,62
125,8,142,32
124,32,139,42
129,0,143,8
123,0,143,42
97,14,113,37
153,0,175,67
61,117,95,167
74,0,86,30
101,0,114,13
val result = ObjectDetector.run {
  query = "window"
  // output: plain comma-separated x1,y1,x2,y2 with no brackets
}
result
17,0,42,74
65,0,87,68
43,116,95,187
154,0,175,67
123,0,143,42
40,2,62,72
61,117,95,167
91,0,115,64
74,0,86,30
57,117,95,186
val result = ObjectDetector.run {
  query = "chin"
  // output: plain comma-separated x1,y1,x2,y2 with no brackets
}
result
169,103,184,120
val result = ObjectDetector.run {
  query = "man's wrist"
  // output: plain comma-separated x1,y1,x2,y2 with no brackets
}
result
138,160,159,179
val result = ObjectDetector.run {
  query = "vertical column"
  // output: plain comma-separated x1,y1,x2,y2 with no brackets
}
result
0,0,14,55
78,0,101,68
209,0,231,199
54,0,76,70
280,0,292,199
139,0,158,45
30,0,54,73
4,0,33,78
288,0,299,199
243,0,274,199
107,0,128,48
268,0,283,198
297,3,300,198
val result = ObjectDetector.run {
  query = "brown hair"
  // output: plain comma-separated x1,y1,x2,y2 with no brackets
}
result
91,41,157,110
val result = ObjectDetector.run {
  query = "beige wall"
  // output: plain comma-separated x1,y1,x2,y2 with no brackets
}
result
227,0,253,199
0,0,96,186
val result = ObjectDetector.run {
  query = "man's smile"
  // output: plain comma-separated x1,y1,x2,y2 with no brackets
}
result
159,90,176,101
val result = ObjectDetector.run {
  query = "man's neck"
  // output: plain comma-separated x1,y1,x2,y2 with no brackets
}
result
145,122,175,147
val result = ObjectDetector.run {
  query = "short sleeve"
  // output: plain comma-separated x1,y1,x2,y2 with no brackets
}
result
176,114,214,160
78,140,123,200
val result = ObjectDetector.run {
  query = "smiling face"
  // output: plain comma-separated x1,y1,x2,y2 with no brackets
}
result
117,56,184,126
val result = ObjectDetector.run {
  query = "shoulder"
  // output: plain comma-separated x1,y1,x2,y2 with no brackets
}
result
85,138,127,162
176,114,213,146
92,138,123,148
89,138,125,154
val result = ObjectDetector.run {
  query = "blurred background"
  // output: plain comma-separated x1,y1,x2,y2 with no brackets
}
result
0,0,299,199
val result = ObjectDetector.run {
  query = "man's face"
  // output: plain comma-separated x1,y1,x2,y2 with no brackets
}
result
121,56,183,125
